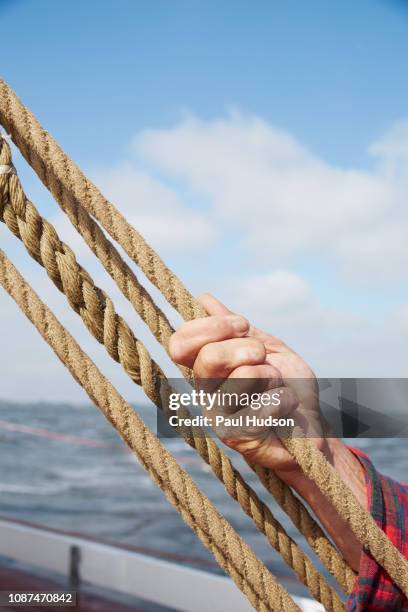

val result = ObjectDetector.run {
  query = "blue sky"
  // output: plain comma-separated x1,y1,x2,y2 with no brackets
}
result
2,0,408,401
3,0,408,166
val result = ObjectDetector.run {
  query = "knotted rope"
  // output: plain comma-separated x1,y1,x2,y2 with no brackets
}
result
0,134,345,611
0,79,356,598
0,249,299,612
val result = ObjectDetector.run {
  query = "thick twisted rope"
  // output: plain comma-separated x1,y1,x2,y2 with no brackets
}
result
0,98,188,381
281,435,408,598
252,466,356,594
0,80,203,322
0,137,344,611
0,250,300,612
2,80,407,599
0,82,356,598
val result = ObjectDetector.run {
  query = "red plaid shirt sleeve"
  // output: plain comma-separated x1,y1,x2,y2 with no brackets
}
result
347,447,408,611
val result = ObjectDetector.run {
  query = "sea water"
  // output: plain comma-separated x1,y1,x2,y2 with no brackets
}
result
0,399,406,592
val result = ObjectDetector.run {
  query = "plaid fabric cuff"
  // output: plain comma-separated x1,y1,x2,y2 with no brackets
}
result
346,446,407,611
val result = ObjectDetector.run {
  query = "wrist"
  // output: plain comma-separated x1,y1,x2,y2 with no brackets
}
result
276,438,366,509
275,438,366,571
274,438,332,492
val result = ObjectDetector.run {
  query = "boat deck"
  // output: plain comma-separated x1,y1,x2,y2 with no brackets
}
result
0,517,322,611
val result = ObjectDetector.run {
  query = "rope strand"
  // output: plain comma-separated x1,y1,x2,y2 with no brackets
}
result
252,465,356,594
0,248,299,612
0,135,344,610
282,434,408,598
0,81,358,596
0,79,204,322
1,78,407,602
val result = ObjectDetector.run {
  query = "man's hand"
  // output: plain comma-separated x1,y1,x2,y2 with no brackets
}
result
169,293,367,571
169,293,325,475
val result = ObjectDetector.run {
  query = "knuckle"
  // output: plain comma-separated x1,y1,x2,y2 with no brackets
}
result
268,365,282,379
244,338,266,362
280,387,299,411
213,316,231,336
233,365,254,378
209,315,249,339
196,343,221,374
225,314,249,335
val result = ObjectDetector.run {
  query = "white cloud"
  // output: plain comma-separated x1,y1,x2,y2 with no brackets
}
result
226,270,318,324
215,270,361,373
212,270,408,378
92,163,216,256
135,112,408,282
369,119,408,160
3,112,408,400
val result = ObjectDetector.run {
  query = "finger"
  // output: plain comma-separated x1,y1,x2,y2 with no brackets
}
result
198,294,280,346
199,364,283,407
227,363,282,383
214,364,282,413
169,315,249,367
198,293,235,316
228,434,294,471
214,386,299,442
225,363,283,395
194,337,266,379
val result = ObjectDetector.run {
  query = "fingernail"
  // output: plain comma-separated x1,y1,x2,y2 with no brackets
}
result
229,316,249,333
